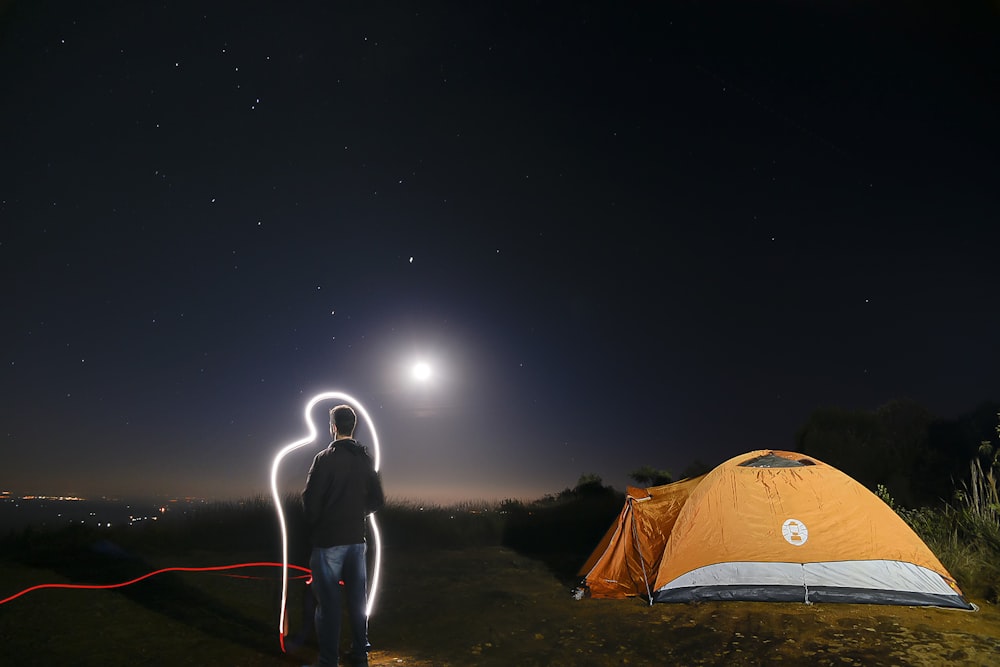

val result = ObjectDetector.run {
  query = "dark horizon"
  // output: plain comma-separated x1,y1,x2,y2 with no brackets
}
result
5,393,997,504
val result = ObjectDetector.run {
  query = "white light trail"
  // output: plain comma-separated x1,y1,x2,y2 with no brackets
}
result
269,391,382,645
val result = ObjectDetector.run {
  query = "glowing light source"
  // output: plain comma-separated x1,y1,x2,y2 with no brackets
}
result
411,361,432,382
269,391,382,650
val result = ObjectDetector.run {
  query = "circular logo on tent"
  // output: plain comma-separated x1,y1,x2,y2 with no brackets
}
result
781,519,808,546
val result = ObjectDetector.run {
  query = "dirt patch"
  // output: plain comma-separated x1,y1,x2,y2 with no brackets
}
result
2,546,998,665
356,548,1000,667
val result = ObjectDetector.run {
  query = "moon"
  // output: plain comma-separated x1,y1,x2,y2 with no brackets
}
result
411,361,432,382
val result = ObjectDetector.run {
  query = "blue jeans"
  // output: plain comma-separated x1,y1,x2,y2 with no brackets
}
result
310,543,369,666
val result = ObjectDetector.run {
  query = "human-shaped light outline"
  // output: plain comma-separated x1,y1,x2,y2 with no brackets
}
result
269,391,382,645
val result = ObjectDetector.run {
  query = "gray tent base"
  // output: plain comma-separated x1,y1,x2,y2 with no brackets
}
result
652,585,974,609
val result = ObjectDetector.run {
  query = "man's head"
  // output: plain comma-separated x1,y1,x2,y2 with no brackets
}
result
330,404,357,439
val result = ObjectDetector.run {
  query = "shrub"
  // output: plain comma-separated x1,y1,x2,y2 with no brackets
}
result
881,458,1000,603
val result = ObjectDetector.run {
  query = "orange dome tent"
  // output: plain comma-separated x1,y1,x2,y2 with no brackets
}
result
578,450,972,609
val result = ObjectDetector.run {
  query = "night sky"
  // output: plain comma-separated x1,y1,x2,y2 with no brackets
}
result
3,1,998,503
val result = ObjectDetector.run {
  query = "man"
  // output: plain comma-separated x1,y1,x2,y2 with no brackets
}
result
302,404,385,667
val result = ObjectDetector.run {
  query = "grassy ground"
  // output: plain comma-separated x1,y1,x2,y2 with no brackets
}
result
2,544,1000,666
2,492,999,666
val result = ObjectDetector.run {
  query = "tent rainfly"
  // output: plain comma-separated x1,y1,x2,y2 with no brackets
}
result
578,450,973,609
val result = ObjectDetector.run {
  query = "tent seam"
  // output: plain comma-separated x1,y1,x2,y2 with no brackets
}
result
628,497,654,605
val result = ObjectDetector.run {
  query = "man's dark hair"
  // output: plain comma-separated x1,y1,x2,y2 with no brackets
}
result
330,404,357,436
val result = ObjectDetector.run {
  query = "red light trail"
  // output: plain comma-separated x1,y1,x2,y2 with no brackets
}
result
0,561,312,607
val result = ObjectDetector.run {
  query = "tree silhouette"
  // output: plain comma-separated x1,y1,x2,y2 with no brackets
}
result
680,459,712,480
628,464,673,487
796,399,940,506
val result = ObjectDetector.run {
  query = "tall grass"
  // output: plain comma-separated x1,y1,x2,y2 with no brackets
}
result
957,457,1000,548
944,457,1000,601
883,456,1000,602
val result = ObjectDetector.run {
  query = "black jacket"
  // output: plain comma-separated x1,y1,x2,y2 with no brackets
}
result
302,438,385,548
